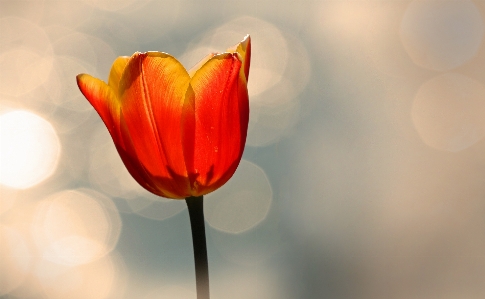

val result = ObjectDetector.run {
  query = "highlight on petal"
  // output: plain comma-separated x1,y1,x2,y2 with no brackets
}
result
76,74,120,139
227,34,251,82
108,56,130,96
188,52,217,78
184,52,249,196
119,52,192,198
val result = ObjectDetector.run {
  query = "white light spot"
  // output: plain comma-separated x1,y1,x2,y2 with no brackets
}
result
0,110,60,189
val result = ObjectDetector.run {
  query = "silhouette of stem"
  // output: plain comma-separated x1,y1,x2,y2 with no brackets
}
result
186,196,209,299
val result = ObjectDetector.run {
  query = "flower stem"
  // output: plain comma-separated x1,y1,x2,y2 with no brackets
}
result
186,196,210,299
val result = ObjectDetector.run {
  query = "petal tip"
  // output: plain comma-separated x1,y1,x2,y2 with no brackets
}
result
233,35,251,82
76,73,87,82
241,34,250,46
76,73,97,90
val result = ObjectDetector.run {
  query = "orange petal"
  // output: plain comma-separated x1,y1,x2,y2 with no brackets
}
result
114,145,162,196
115,115,171,197
77,72,162,196
108,56,130,96
227,35,251,82
119,52,191,198
184,53,249,196
76,74,121,142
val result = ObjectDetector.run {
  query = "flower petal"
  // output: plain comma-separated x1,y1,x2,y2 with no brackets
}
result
108,56,130,96
116,114,170,197
184,53,249,196
76,74,121,142
119,52,191,198
227,35,251,82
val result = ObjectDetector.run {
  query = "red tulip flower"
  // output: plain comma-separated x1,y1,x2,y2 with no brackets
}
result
77,36,251,199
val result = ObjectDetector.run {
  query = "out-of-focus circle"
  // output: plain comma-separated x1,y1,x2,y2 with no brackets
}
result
131,198,187,221
87,0,150,11
83,17,140,55
364,1,425,78
116,0,180,42
243,31,308,146
212,268,282,299
144,285,195,299
0,0,45,23
35,254,117,299
0,110,61,189
89,127,187,219
43,28,108,113
412,73,485,152
40,0,94,28
31,189,122,266
271,33,311,103
0,49,53,96
0,17,54,96
51,31,98,68
246,89,301,147
205,160,272,234
0,186,17,215
316,0,374,42
400,0,484,71
209,213,281,266
48,28,116,79
0,225,32,296
49,55,98,112
43,54,98,134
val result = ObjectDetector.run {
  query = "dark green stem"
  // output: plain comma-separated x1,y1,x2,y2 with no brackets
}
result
186,196,209,299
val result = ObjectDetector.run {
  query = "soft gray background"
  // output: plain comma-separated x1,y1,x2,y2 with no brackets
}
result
2,0,485,298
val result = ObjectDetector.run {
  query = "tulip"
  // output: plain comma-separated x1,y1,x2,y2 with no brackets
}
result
76,35,250,199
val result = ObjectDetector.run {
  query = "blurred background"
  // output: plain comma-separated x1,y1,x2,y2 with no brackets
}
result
2,0,485,298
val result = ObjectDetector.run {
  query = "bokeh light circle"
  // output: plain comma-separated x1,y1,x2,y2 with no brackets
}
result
0,186,17,215
212,268,283,299
31,189,122,266
144,285,195,299
0,110,61,189
246,32,310,147
0,0,45,23
205,160,272,234
87,0,150,11
40,0,95,28
0,225,32,296
246,94,301,147
412,73,485,151
0,17,54,96
400,0,484,71
363,1,424,78
35,254,118,299
112,0,180,42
